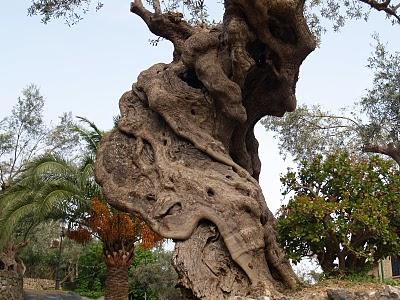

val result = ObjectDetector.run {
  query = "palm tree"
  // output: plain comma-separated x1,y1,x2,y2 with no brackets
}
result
0,118,161,300
0,154,98,243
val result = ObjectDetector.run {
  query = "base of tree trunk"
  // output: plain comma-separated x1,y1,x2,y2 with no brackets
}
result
173,223,280,300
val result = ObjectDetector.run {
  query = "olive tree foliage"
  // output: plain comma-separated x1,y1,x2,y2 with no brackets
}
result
262,37,400,166
27,0,211,26
361,36,400,165
27,0,400,34
0,84,79,192
129,249,183,300
303,0,400,44
277,152,400,275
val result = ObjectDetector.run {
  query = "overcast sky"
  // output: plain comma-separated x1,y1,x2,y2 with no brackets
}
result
1,1,399,214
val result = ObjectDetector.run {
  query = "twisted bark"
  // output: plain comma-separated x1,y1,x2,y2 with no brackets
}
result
95,0,316,298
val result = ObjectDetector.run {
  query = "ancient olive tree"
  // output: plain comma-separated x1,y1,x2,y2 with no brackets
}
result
277,152,400,275
94,0,316,298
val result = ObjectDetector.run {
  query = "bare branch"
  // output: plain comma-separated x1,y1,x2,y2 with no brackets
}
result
130,0,195,54
358,0,400,22
311,114,361,127
9,123,24,182
363,143,400,166
153,0,162,14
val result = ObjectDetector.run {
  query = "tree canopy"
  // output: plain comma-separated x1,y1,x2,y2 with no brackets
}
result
277,152,400,274
262,37,400,165
26,0,400,42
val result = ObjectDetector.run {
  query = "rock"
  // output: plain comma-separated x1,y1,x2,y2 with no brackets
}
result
379,285,400,299
325,288,380,299
23,290,85,300
232,286,400,300
228,296,272,300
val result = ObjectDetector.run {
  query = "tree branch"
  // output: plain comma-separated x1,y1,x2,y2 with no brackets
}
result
130,0,195,55
9,123,24,183
291,184,319,197
363,142,400,166
153,0,161,14
358,0,400,22
311,114,361,128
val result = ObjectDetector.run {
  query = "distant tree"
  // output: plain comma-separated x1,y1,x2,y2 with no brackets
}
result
73,241,106,299
18,220,84,281
277,152,400,275
129,249,183,300
262,37,400,166
0,84,79,192
361,36,400,165
262,104,360,161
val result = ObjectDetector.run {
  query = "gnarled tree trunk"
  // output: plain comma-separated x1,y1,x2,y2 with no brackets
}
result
95,0,316,298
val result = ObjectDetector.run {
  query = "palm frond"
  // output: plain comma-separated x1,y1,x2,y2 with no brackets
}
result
74,116,104,155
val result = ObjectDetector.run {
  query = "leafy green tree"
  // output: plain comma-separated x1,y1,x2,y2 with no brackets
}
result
262,37,400,166
129,249,183,300
0,154,99,247
277,152,400,275
0,116,104,247
73,241,107,299
18,220,84,281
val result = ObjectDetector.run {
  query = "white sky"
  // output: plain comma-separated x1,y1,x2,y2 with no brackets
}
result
0,1,399,215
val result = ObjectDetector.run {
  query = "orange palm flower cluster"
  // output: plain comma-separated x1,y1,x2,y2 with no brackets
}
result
67,198,163,249
66,226,91,244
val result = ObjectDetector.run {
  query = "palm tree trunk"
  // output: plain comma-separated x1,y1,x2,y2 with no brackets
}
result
103,244,133,300
104,265,129,300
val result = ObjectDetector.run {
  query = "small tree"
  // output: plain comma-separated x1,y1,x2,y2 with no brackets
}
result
129,249,183,300
67,198,162,300
277,152,400,275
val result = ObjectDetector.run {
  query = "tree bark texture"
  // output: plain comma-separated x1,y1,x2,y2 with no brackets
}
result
95,0,316,298
104,266,129,300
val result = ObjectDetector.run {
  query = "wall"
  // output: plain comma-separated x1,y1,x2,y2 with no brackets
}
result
0,269,23,300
